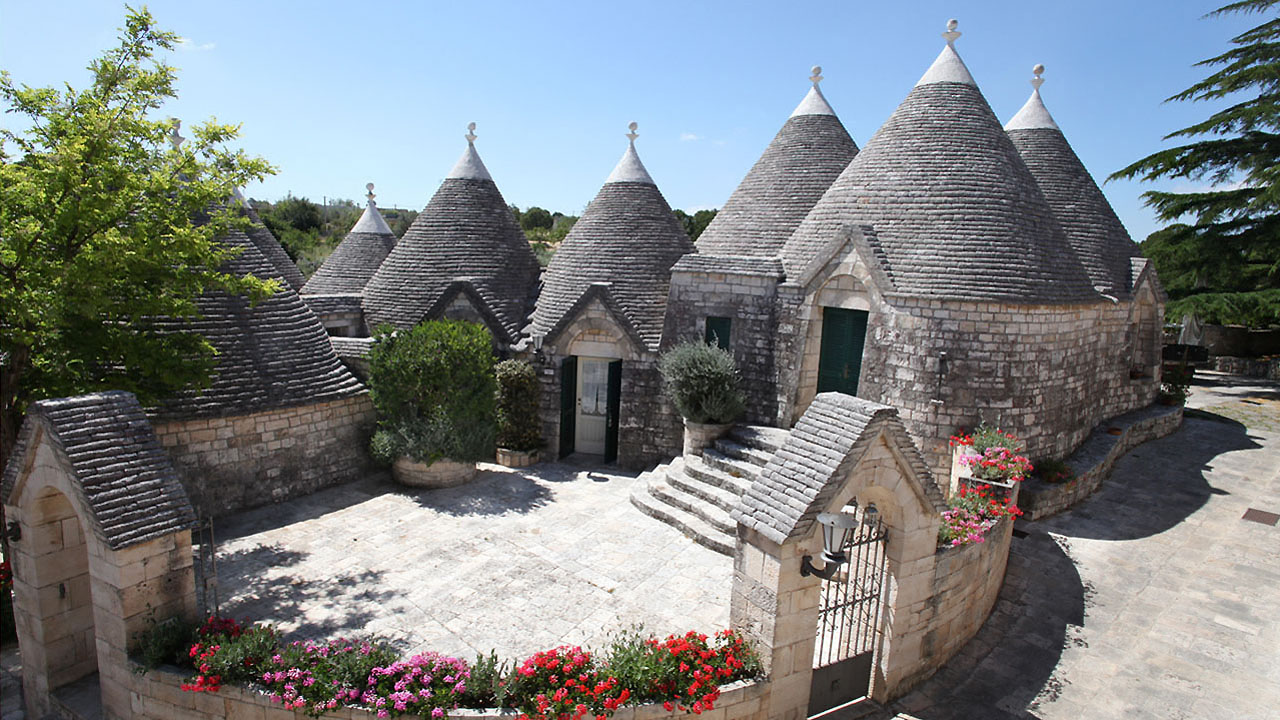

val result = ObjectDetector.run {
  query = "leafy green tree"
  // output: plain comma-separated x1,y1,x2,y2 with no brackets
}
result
1111,0,1280,324
0,7,274,465
520,206,553,231
673,208,718,241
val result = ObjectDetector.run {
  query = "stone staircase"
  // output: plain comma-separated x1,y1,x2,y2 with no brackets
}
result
631,425,790,555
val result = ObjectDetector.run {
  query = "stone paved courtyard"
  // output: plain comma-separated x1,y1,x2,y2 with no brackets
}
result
210,459,731,662
880,373,1280,720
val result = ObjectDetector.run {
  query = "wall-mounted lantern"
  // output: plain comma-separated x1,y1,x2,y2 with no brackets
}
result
800,512,858,579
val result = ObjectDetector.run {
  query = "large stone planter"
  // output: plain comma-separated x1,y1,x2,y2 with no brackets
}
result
392,457,477,488
683,419,733,457
495,447,539,468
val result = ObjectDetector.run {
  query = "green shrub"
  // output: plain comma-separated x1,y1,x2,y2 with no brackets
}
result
135,615,197,670
1161,363,1194,405
367,320,497,465
658,341,745,424
495,360,542,451
1034,458,1074,485
459,650,512,709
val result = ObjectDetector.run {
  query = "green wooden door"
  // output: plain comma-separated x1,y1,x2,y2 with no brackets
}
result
817,308,869,396
604,360,622,463
705,316,732,351
559,356,577,458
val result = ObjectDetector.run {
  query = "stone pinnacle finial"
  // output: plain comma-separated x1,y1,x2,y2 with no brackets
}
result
1031,63,1045,91
366,182,376,204
169,118,185,150
943,18,961,46
466,122,477,144
626,121,639,143
810,65,823,86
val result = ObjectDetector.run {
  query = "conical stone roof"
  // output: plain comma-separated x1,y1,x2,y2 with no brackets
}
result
301,185,398,296
529,124,695,350
782,23,1098,304
242,200,307,291
696,67,859,257
361,127,540,343
1005,68,1138,297
150,228,365,421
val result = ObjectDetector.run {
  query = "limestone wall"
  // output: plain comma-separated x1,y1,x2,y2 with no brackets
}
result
153,394,376,517
893,518,1014,695
132,664,769,720
664,268,782,425
787,295,1160,479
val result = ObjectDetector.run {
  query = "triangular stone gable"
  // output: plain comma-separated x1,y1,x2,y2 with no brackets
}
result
3,392,196,550
542,283,646,356
786,224,893,298
425,279,515,345
734,393,944,546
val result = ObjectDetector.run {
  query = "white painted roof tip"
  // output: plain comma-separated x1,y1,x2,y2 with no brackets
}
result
790,67,836,117
606,122,655,184
446,142,494,181
350,183,394,235
916,19,975,87
1004,65,1060,131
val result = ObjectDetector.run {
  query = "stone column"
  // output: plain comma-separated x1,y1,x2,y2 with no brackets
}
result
730,525,824,720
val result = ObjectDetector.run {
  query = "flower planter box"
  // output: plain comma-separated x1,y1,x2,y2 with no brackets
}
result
682,420,733,457
392,457,477,488
495,448,539,468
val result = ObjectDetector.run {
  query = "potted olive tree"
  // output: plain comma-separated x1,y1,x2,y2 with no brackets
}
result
367,319,497,488
659,341,746,456
494,359,542,467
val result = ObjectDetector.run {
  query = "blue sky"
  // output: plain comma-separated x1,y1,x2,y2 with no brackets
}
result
0,1,1259,242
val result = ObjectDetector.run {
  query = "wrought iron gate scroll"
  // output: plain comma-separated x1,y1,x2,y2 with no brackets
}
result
808,506,887,717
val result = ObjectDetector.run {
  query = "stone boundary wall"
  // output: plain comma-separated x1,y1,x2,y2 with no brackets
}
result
893,517,1014,694
851,297,1159,479
1201,324,1280,358
153,394,376,518
663,268,782,425
1019,403,1183,520
131,665,769,720
1211,356,1280,380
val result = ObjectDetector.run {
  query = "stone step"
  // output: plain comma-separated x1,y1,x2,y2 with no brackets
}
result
665,459,746,512
684,453,755,494
649,472,736,535
728,424,789,454
629,472,734,556
713,437,775,468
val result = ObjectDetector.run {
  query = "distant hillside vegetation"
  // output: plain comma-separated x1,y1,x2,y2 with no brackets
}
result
250,196,417,278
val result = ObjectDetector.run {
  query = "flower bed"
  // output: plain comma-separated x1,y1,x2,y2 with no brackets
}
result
137,619,761,720
937,484,1022,548
941,425,1028,548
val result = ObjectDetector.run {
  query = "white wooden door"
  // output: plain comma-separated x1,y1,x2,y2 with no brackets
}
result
575,357,609,455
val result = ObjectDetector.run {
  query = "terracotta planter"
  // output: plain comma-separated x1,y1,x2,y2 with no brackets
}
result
391,457,477,488
682,419,733,456
495,448,539,468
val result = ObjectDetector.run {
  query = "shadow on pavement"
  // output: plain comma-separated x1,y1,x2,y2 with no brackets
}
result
406,467,553,516
214,542,399,645
1044,414,1259,542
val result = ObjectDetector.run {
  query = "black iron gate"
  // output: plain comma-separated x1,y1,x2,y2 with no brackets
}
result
808,507,888,717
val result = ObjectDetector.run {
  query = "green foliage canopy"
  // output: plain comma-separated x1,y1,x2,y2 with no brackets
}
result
494,359,542,451
0,7,274,463
366,320,497,464
1112,0,1280,325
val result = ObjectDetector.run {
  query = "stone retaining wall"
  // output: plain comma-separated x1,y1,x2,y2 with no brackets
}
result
131,665,768,720
892,518,1014,694
153,394,376,518
1018,403,1183,520
1211,356,1280,380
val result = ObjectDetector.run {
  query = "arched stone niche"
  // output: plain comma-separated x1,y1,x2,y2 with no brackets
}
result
730,393,947,714
1,392,198,719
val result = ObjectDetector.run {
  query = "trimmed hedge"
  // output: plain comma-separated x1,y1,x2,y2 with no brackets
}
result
495,360,542,451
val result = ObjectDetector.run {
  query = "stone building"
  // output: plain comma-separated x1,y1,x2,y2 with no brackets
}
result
526,124,695,467
362,124,540,351
148,224,373,517
662,23,1163,480
664,67,859,425
300,184,399,337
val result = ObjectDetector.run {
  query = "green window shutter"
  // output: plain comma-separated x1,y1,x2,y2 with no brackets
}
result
559,356,577,458
705,316,732,351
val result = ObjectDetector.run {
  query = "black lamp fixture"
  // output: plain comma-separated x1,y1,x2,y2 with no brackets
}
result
5,520,20,543
800,511,858,579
